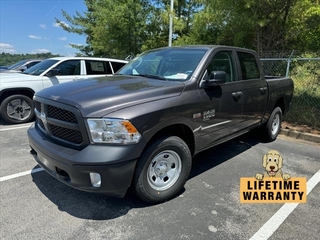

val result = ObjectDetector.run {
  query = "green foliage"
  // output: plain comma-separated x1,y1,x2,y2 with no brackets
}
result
0,52,60,66
56,0,319,56
285,57,320,128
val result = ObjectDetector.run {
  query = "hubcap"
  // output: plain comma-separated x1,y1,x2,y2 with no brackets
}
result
271,114,280,135
6,99,31,121
147,150,182,191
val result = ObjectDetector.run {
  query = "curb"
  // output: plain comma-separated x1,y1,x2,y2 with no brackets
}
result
280,129,320,143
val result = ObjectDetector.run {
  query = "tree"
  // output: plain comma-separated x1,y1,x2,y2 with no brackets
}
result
57,0,153,58
57,0,319,56
0,53,60,66
287,0,320,52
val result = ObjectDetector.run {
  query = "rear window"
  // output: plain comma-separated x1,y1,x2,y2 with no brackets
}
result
85,60,112,75
237,52,260,80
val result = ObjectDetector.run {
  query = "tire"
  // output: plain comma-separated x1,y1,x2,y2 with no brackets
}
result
0,95,34,124
265,107,282,142
133,136,192,204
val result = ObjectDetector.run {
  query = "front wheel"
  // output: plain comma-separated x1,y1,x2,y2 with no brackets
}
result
0,95,34,124
265,107,282,142
133,136,192,204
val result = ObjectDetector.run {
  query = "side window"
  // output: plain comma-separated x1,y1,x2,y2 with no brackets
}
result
25,62,40,69
237,52,260,80
85,60,112,75
55,60,81,75
111,61,126,73
205,51,235,82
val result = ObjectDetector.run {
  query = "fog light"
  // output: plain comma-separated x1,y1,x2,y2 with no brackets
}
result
89,172,101,187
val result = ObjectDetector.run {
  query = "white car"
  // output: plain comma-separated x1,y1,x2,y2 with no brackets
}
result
0,57,127,124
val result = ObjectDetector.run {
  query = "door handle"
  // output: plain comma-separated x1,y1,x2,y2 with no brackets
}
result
232,91,243,101
260,87,267,95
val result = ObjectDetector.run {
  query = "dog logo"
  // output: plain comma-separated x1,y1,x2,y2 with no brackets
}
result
255,150,290,180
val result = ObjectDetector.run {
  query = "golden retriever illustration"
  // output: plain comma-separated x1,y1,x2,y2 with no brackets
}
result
255,150,291,180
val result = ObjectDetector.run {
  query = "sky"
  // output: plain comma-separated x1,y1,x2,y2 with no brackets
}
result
0,0,87,56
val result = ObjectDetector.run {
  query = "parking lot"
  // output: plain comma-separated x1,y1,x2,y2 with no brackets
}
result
0,118,319,240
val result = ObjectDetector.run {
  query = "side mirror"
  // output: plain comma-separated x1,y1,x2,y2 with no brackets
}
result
19,66,27,72
205,71,226,87
45,69,60,77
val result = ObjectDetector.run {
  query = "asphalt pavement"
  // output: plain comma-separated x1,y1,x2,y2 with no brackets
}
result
0,119,319,240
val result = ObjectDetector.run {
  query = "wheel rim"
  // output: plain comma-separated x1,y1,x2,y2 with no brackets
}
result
271,114,280,136
6,99,31,121
147,150,182,191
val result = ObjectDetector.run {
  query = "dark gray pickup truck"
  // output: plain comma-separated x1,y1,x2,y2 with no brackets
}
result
27,46,293,203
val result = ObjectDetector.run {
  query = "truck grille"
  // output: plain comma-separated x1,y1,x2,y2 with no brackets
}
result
49,124,83,144
34,98,88,148
47,105,77,123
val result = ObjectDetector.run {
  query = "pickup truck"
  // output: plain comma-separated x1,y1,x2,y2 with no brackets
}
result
27,46,294,204
0,57,127,124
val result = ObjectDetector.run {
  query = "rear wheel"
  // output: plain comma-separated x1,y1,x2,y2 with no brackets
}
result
0,95,34,124
265,107,282,141
133,136,192,204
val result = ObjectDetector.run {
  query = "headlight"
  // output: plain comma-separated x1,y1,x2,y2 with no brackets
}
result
87,118,141,144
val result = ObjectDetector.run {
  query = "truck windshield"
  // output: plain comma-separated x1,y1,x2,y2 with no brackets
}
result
23,59,59,76
7,60,29,70
117,48,207,81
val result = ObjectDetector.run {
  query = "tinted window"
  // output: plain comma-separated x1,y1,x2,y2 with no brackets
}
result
85,60,112,75
23,59,59,76
237,52,260,80
25,61,40,69
7,59,29,70
55,60,81,75
111,61,126,73
205,51,235,82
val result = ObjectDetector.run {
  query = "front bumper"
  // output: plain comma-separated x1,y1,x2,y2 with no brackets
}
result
27,123,138,198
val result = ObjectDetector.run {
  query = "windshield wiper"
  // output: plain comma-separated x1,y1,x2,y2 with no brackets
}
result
136,74,166,80
115,73,167,80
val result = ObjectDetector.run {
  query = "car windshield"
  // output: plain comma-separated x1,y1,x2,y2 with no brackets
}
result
7,60,29,70
117,48,207,82
23,59,59,76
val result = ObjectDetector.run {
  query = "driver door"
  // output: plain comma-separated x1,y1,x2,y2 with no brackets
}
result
42,60,82,88
197,50,243,149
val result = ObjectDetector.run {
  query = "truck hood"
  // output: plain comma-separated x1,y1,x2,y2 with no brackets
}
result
37,75,185,117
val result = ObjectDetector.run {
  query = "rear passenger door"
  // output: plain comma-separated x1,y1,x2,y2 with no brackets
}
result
236,51,268,128
84,60,113,76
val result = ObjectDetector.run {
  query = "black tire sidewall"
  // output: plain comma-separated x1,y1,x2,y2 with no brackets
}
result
266,107,282,141
134,136,192,203
0,95,34,124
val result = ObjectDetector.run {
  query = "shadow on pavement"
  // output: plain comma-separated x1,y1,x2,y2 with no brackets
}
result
31,130,262,220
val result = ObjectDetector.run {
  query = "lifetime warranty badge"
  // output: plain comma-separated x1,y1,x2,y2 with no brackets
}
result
240,150,307,203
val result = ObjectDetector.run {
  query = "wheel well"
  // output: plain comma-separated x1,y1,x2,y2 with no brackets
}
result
274,97,285,115
0,89,35,104
146,124,195,156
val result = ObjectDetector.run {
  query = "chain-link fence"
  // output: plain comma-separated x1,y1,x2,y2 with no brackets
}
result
260,52,320,130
